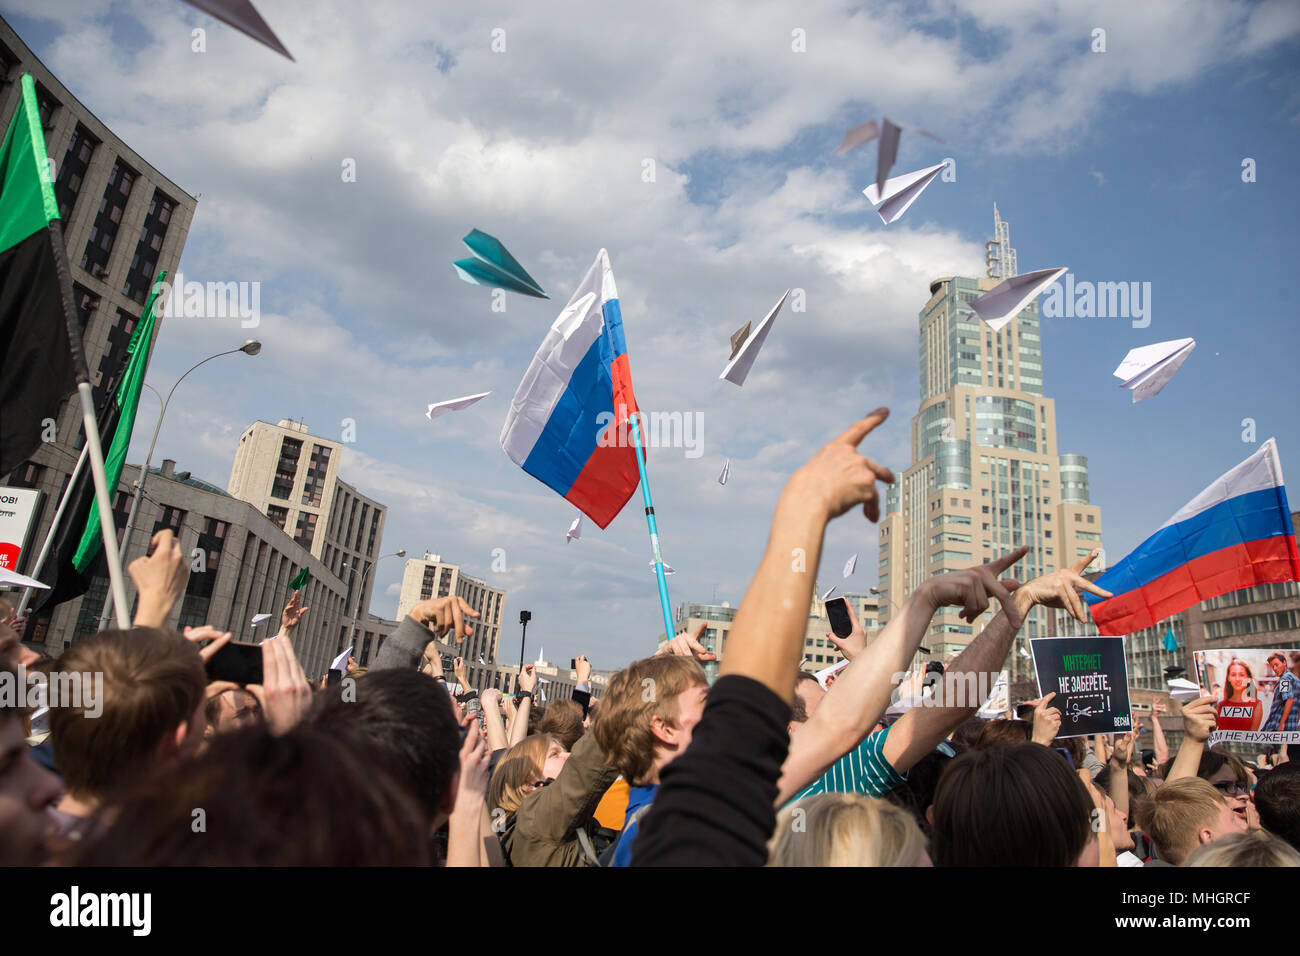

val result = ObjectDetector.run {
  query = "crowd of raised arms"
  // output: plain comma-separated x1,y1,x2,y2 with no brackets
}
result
1,410,1297,868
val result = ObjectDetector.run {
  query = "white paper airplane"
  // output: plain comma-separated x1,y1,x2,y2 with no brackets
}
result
1113,338,1196,403
649,561,676,575
330,647,353,672
842,554,857,578
178,0,294,61
717,459,731,486
1167,678,1202,702
250,613,273,627
0,567,48,589
1018,646,1031,660
835,117,943,196
720,290,790,386
814,657,850,689
862,162,946,224
565,515,582,542
426,391,491,422
970,267,1068,332
821,585,838,600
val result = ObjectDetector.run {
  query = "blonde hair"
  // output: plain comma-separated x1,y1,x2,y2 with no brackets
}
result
768,793,928,867
488,734,554,817
592,656,706,785
1136,777,1227,866
1185,829,1300,867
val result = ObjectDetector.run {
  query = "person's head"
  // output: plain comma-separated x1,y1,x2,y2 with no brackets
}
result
1224,659,1255,701
1053,735,1086,770
788,671,825,734
949,716,985,751
537,698,585,751
65,725,430,865
203,687,262,737
931,743,1095,866
1184,828,1300,867
488,733,565,816
49,628,206,806
769,792,930,867
591,655,707,785
304,669,461,828
0,672,62,864
972,718,1031,750
1291,652,1300,676
1253,762,1300,852
1200,749,1252,824
892,743,960,836
1267,653,1288,678
1136,777,1246,865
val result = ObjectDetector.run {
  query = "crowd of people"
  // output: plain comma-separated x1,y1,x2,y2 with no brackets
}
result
1,410,1297,867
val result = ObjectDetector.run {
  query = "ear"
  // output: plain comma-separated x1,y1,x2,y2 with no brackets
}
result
925,804,935,827
1197,826,1215,846
649,714,675,747
440,770,460,818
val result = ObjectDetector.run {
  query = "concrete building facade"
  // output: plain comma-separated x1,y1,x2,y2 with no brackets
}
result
877,207,1105,684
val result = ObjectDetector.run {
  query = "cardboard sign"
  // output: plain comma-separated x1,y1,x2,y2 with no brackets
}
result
0,488,40,572
1031,636,1132,738
1195,648,1300,746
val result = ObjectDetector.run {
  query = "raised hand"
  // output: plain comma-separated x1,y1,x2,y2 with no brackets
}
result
920,547,1027,628
1112,731,1136,766
655,621,717,661
1182,696,1217,743
517,664,538,694
129,529,189,627
1032,692,1062,745
575,654,592,684
1012,549,1110,623
826,602,867,661
181,624,233,664
251,635,313,735
784,409,894,523
409,595,479,644
453,656,470,688
280,590,309,634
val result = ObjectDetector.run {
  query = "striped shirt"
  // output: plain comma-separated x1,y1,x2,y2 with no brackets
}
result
793,728,906,801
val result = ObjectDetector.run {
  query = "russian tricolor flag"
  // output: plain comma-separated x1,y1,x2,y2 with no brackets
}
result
1085,439,1300,635
500,249,642,528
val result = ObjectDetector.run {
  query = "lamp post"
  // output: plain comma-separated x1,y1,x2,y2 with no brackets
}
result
100,340,261,628
345,549,406,649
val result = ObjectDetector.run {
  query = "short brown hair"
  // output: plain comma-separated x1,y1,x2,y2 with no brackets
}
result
488,733,554,816
50,628,205,800
1136,777,1227,866
592,656,706,785
538,698,584,750
973,718,1031,750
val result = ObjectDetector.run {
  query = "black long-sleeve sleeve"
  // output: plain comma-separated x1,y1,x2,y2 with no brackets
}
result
630,675,790,867
572,687,591,718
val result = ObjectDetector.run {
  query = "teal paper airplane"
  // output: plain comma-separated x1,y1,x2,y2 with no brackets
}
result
453,229,548,298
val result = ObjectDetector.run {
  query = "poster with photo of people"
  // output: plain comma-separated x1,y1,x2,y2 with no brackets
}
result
1194,648,1300,745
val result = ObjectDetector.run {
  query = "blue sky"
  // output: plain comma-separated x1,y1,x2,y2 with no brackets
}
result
6,0,1299,669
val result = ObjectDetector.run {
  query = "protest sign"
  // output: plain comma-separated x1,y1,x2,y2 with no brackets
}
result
1031,636,1132,737
1195,648,1300,746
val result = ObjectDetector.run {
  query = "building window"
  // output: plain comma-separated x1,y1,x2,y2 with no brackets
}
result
271,437,302,500
266,505,289,530
55,124,99,220
152,505,186,535
301,443,331,507
294,510,317,549
121,188,175,304
81,160,136,279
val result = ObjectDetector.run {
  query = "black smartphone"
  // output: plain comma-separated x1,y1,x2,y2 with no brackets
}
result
327,668,343,687
571,658,577,669
206,642,263,685
825,597,853,638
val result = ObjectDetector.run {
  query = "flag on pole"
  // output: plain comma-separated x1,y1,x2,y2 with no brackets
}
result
0,74,76,477
500,249,642,528
1162,628,1178,652
1085,439,1300,635
25,273,165,616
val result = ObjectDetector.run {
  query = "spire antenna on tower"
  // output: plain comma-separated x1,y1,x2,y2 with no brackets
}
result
985,203,1018,279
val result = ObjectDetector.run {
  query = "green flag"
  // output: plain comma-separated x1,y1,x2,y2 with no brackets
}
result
71,274,164,572
0,73,75,476
289,567,310,591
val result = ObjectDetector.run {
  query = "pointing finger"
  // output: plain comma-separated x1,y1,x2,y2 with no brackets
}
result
834,408,889,448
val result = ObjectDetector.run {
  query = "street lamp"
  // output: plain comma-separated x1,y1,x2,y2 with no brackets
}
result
345,549,406,649
100,340,262,627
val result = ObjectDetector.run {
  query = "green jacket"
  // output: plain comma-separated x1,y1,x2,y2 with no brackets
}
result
503,729,618,867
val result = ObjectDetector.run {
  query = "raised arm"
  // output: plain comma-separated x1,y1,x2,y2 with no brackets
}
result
1150,699,1170,767
480,688,509,752
128,529,188,628
1166,696,1216,782
509,666,537,746
778,548,1028,803
720,411,893,698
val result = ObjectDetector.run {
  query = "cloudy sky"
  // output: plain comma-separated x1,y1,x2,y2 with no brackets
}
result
7,0,1300,668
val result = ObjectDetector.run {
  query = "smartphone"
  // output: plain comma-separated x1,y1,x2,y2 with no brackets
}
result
825,598,853,639
1054,747,1076,770
327,669,343,687
206,642,263,685
571,658,577,669
464,696,481,718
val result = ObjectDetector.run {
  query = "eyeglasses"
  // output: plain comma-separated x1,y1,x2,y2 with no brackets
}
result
1212,781,1249,797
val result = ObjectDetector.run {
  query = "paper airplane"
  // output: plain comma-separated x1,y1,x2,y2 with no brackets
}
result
250,613,272,627
0,567,48,589
821,585,838,600
649,561,676,575
427,391,491,422
453,229,548,298
1018,646,1031,660
1113,338,1196,403
862,162,946,224
814,658,850,689
717,459,730,486
728,321,751,359
566,515,582,542
720,290,790,386
1167,678,1201,702
835,117,943,196
330,647,353,672
834,120,879,155
842,554,857,578
179,0,294,60
478,656,486,665
970,267,1067,332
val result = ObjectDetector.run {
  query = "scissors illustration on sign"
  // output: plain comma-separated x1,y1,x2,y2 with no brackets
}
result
1068,701,1096,723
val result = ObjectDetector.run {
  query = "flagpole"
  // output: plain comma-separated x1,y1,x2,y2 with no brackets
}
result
48,221,130,629
627,411,675,642
15,442,89,616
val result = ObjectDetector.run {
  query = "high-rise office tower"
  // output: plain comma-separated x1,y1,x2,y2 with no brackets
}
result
876,207,1106,684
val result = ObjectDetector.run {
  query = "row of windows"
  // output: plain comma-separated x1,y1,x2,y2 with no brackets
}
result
1205,609,1300,639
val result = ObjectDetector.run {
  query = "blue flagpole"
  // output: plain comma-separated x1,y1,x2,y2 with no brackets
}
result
628,410,676,642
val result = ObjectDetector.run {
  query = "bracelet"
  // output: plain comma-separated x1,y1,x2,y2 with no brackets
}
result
432,675,446,683
516,690,534,702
